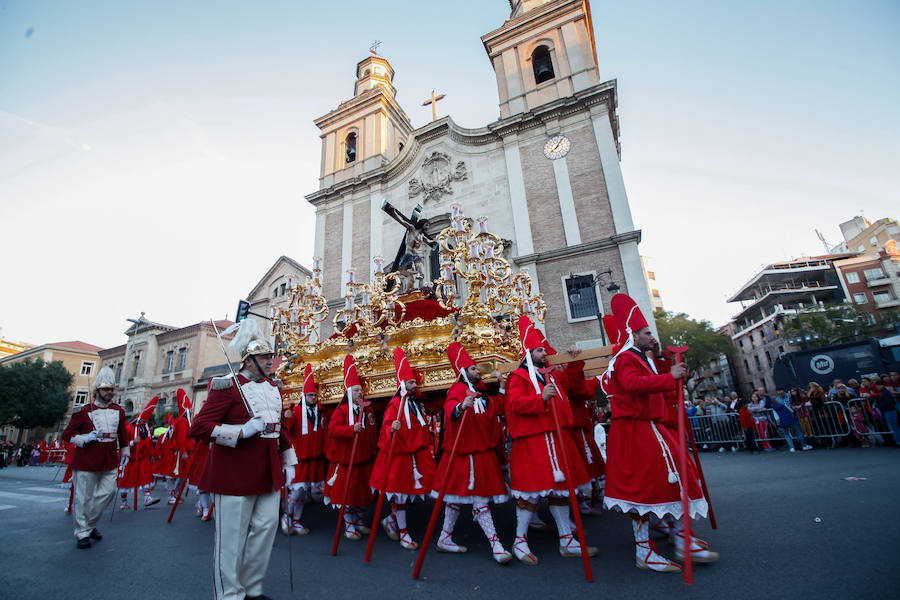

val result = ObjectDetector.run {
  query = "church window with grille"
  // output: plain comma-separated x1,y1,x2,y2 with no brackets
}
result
565,274,599,320
177,348,187,371
345,132,357,163
532,46,555,84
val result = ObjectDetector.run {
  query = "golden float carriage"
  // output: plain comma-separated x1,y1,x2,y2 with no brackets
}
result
272,206,551,406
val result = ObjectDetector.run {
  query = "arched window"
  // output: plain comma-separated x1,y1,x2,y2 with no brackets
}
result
532,46,555,84
345,132,357,164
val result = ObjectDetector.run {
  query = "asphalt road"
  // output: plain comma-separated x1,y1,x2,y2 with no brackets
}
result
1,447,897,600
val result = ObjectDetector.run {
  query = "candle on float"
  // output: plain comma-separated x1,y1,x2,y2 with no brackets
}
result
477,217,488,233
345,295,354,310
442,264,454,281
287,276,293,289
361,291,370,306
451,204,461,219
483,241,495,259
469,242,481,258
347,269,355,284
523,301,532,313
373,255,384,274
313,256,322,270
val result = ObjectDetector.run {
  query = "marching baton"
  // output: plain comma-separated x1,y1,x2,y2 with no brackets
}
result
412,406,471,579
667,345,693,585
332,427,361,556
280,485,294,592
665,345,716,529
364,394,410,563
546,372,594,583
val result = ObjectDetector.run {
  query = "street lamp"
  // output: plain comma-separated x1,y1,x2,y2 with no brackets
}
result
568,268,620,346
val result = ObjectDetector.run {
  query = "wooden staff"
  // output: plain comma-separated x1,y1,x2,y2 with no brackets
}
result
412,407,471,579
682,400,717,529
331,427,361,556
363,394,409,563
546,372,594,583
666,345,693,585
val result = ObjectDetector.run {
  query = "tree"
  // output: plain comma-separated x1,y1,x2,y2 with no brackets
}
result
0,359,74,438
778,303,875,349
654,310,734,400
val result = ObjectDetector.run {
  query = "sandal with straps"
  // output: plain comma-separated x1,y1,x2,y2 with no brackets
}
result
513,535,538,566
636,540,681,573
489,534,512,564
559,532,599,557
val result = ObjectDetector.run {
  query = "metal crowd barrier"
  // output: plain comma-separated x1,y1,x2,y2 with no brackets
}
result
846,398,893,436
688,401,856,448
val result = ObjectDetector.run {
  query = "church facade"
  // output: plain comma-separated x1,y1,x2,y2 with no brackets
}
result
306,0,655,348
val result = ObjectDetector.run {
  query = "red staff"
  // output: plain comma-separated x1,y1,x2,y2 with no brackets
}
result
412,403,472,578
331,427,361,556
545,369,594,583
666,345,693,585
363,393,409,563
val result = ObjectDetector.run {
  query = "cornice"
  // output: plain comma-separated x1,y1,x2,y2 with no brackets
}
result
305,81,618,206
513,230,641,265
482,0,583,54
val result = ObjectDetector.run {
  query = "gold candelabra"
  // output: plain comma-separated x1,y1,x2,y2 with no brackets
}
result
272,257,329,347
434,204,546,323
331,257,408,338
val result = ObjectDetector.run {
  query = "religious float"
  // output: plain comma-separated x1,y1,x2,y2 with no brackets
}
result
272,205,557,406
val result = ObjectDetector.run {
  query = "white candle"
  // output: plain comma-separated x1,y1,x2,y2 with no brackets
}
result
345,295,354,310
347,269,355,284
477,217,488,233
443,264,453,280
361,291,370,306
484,241,495,258
451,204,461,219
313,256,322,270
470,242,481,258
374,255,384,273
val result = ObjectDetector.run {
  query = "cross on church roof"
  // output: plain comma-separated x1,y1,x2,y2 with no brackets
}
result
369,40,382,55
422,90,446,122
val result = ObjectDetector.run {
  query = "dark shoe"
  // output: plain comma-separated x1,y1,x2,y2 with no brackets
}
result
77,537,92,549
245,596,273,600
89,528,102,541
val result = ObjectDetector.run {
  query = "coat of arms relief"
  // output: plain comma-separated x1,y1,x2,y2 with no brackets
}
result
408,151,467,203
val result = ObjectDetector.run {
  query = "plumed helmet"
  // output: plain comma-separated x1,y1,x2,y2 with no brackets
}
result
93,366,117,390
223,319,274,362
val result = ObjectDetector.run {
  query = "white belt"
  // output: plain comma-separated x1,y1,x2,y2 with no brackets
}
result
260,422,281,438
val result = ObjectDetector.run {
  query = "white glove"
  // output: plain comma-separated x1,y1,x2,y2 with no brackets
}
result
73,430,99,448
241,416,265,439
283,465,295,485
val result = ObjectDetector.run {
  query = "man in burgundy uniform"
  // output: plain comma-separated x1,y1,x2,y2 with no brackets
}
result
505,316,597,565
601,293,718,573
61,366,130,549
432,342,512,564
190,320,297,600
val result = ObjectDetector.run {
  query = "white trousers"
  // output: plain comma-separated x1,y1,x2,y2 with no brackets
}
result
212,491,279,600
72,469,117,539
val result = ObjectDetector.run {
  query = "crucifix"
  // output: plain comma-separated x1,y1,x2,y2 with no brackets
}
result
422,90,446,122
382,200,439,292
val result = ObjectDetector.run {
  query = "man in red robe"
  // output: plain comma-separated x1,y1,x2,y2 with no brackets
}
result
431,342,512,563
505,316,597,565
323,354,378,540
370,347,437,551
601,293,718,572
281,363,327,535
61,366,130,549
190,319,297,600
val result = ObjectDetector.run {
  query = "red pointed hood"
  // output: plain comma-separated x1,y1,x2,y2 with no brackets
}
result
447,342,476,376
302,363,317,395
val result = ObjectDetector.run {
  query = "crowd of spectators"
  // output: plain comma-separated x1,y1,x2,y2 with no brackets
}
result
684,371,899,454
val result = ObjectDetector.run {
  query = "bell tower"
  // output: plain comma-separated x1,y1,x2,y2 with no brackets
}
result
482,0,601,119
313,55,413,188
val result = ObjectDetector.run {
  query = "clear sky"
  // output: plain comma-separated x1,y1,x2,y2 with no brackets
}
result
1,0,898,349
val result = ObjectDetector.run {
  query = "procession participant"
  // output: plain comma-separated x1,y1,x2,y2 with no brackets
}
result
370,347,437,551
190,319,297,600
431,342,512,564
61,366,130,549
159,390,195,505
324,355,378,540
505,316,597,565
557,358,605,516
600,293,718,573
281,363,327,536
